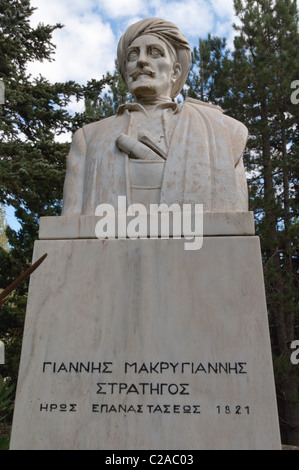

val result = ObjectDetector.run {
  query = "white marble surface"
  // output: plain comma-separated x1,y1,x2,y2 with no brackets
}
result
10,237,281,450
62,19,249,216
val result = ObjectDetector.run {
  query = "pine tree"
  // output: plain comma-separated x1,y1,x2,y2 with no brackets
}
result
0,0,114,388
185,34,232,107
0,205,9,251
0,1,113,215
231,0,299,445
84,62,130,119
185,0,299,445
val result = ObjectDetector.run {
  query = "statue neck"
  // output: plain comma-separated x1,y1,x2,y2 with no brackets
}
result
135,95,173,109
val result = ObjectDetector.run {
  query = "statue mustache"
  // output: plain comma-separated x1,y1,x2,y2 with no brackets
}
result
129,67,156,80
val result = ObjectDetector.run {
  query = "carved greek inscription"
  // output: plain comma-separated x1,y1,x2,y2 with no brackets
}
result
39,359,250,416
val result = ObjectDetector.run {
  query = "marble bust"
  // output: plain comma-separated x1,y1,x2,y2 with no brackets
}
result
62,18,248,215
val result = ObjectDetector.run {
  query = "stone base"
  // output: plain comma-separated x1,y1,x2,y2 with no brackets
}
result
10,236,281,450
38,212,255,239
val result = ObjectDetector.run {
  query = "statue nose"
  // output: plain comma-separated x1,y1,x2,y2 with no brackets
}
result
137,58,149,68
137,50,149,67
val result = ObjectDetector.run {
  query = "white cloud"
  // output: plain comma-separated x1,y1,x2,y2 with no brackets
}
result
150,0,237,49
27,0,237,84
99,0,148,19
30,0,98,26
209,0,234,18
54,131,73,143
149,0,214,37
28,1,117,83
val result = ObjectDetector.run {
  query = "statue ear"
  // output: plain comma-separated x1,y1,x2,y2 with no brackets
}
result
172,63,182,83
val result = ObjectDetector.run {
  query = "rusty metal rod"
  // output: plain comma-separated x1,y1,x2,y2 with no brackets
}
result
0,253,47,306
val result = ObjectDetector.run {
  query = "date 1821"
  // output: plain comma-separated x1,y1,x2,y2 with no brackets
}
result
216,405,250,415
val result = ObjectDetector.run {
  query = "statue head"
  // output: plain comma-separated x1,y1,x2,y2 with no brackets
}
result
117,18,191,100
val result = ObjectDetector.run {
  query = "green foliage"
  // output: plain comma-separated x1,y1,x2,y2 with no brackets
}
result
0,435,10,450
232,0,299,444
0,0,115,216
0,0,114,391
0,375,14,422
186,0,299,444
231,0,299,345
0,205,9,251
184,34,232,106
1,0,298,447
84,63,130,119
0,375,14,449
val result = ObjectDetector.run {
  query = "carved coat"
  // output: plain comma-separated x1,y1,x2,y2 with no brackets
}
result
62,98,248,215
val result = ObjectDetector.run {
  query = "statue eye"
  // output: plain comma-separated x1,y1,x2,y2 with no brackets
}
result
149,47,163,58
127,49,139,61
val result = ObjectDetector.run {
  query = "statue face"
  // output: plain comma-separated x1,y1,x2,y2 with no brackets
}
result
125,34,181,100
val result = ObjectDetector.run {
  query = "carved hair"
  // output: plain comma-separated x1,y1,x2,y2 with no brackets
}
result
117,18,191,98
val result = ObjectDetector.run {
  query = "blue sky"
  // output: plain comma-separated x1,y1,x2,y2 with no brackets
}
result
28,0,237,88
5,0,238,230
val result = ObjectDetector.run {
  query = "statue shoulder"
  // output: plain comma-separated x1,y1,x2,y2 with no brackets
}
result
183,97,248,164
82,114,118,135
184,97,224,113
184,97,248,139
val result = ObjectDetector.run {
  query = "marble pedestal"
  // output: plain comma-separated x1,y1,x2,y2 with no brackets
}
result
10,214,281,450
